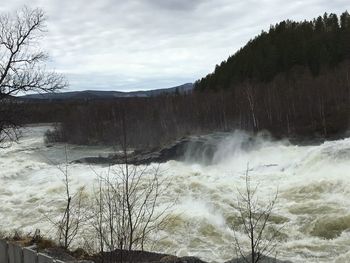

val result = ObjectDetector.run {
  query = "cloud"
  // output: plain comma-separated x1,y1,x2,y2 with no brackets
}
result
1,0,349,91
144,0,205,11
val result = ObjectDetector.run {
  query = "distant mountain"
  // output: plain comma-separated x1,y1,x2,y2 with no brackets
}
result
19,83,193,101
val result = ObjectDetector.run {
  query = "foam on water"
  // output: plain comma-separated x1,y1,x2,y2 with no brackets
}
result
1,125,350,262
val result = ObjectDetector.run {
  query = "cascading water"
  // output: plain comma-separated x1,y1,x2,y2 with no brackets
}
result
1,125,350,262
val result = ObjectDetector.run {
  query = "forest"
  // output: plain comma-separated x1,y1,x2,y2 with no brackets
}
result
23,11,350,149
195,11,350,90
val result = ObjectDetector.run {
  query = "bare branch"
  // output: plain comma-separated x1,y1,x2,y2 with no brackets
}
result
0,7,67,145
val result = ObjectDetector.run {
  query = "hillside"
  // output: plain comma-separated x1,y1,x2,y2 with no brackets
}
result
189,11,350,139
195,11,350,91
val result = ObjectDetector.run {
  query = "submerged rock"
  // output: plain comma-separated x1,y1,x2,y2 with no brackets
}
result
72,133,228,165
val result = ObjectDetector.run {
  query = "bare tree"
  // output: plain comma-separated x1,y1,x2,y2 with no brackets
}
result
58,149,85,249
245,83,259,132
232,165,282,263
0,7,67,143
90,162,170,256
88,113,171,262
45,147,85,249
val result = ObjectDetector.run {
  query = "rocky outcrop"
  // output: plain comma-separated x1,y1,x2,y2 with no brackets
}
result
73,137,194,165
72,134,221,166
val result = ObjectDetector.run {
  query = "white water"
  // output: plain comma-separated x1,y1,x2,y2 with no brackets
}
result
1,125,350,262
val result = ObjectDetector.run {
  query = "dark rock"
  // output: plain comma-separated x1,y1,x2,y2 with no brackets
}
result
72,137,192,165
176,256,207,263
72,135,217,166
73,156,114,165
93,249,171,263
159,256,207,263
92,249,207,263
159,255,179,262
225,254,292,263
72,248,90,259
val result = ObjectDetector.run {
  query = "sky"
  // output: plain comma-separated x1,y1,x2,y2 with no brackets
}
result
0,0,349,92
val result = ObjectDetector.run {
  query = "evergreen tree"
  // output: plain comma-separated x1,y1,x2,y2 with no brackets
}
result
195,11,350,91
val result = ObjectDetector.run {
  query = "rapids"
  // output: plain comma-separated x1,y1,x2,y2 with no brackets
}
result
1,125,350,262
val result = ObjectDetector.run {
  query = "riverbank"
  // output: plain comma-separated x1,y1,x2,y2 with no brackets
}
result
1,235,291,263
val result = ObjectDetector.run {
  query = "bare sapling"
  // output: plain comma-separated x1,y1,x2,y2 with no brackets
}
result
232,164,283,263
45,146,85,249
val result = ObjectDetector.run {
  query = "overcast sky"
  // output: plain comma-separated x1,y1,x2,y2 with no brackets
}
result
1,0,349,91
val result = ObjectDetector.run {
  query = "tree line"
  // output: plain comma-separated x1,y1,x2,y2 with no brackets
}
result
26,58,349,150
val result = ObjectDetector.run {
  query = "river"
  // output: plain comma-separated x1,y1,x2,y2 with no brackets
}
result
1,124,350,262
